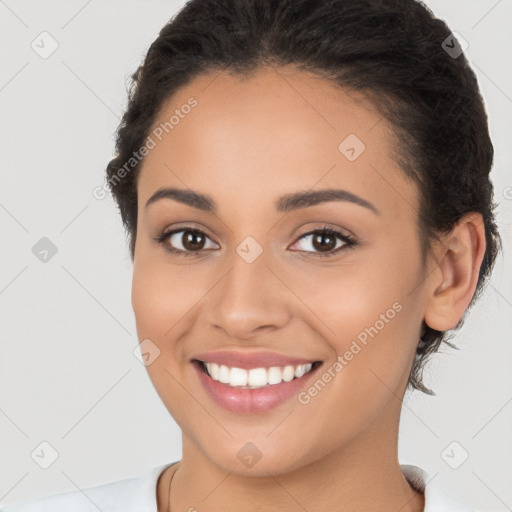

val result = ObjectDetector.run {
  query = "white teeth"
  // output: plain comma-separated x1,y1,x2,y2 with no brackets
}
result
218,364,230,383
267,366,283,385
209,362,220,380
248,368,267,387
202,361,315,388
282,365,295,382
294,364,306,378
229,367,248,387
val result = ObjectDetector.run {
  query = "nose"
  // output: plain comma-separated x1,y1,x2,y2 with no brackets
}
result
202,246,292,342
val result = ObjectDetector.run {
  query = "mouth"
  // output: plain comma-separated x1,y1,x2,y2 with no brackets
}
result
190,349,325,414
193,359,323,389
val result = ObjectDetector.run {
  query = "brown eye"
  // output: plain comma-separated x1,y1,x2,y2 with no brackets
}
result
157,228,219,256
181,230,206,251
311,232,337,252
290,227,357,258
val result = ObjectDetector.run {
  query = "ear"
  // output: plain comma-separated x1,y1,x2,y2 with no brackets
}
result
423,212,487,332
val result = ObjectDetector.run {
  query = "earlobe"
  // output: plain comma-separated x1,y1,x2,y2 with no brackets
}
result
424,213,486,332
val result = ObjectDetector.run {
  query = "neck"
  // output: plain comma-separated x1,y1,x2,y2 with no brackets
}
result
159,408,424,512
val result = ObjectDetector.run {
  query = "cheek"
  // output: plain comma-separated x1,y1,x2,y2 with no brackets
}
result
131,258,186,394
131,259,196,420
311,284,414,394
292,286,418,458
295,244,422,392
131,253,204,338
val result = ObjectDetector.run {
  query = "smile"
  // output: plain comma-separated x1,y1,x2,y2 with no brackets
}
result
198,360,319,389
192,357,323,414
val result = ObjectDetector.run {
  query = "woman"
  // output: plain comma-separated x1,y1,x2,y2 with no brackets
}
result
2,0,502,510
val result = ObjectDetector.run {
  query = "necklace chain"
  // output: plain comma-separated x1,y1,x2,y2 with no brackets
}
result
166,463,179,512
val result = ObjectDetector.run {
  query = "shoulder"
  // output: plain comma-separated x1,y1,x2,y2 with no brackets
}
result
401,464,479,512
0,463,176,512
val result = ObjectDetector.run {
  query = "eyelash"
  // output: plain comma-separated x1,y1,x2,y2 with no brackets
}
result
154,225,357,258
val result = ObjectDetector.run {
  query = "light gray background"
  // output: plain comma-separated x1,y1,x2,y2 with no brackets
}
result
0,0,511,510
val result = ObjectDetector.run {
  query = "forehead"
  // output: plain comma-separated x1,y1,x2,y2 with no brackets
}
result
137,66,417,218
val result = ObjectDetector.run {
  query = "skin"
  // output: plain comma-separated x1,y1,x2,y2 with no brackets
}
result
130,65,486,512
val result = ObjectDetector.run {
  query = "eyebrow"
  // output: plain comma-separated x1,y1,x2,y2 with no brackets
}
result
145,187,379,215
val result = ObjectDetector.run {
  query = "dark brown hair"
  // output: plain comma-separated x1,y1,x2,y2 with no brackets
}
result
105,0,502,395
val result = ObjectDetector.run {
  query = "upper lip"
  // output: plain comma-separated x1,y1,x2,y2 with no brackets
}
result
192,350,320,369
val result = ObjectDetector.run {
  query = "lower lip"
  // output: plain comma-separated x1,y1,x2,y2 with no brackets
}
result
192,361,321,414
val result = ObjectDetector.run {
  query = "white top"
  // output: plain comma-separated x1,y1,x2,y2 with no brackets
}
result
0,462,477,512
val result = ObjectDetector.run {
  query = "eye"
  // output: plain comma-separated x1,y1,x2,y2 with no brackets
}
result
155,228,218,257
290,226,357,257
154,225,357,258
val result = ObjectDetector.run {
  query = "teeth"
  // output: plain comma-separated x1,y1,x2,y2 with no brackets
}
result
267,366,282,385
248,368,267,387
282,365,295,382
230,367,248,387
202,362,314,389
218,364,230,383
295,364,307,378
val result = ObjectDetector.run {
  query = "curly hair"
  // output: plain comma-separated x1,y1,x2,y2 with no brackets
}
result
105,0,502,395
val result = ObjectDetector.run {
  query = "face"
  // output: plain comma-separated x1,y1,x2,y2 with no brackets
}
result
131,66,431,476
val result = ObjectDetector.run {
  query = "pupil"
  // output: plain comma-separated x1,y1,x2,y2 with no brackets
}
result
184,231,204,251
313,233,335,252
